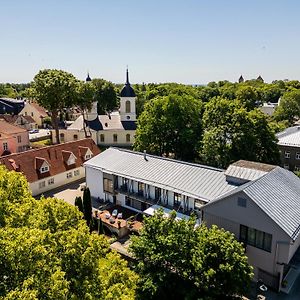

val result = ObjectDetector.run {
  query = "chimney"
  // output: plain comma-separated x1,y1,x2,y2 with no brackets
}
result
143,150,147,161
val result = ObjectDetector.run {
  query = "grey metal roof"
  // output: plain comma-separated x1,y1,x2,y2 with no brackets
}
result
206,167,300,240
277,126,300,147
225,165,268,182
84,147,237,201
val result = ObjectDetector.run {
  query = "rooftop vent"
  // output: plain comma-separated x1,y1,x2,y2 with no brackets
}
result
143,150,148,161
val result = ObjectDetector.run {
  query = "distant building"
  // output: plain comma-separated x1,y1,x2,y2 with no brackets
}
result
0,114,37,130
238,75,244,83
0,98,24,114
276,126,300,171
0,132,16,156
259,102,278,116
0,119,29,154
55,69,137,146
257,75,264,83
19,101,48,127
0,138,100,196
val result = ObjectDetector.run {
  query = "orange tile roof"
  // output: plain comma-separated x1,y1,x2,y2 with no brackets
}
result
30,102,48,117
0,138,100,182
0,119,27,134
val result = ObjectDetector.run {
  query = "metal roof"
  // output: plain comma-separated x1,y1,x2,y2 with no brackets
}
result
277,126,300,147
206,167,300,240
84,147,237,201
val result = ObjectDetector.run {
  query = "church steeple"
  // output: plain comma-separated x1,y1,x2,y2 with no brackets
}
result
126,68,130,85
86,73,92,82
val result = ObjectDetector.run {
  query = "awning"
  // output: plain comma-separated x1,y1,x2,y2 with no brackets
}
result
143,204,190,221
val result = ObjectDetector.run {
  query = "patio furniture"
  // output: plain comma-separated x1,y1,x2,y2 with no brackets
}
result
117,212,123,219
109,217,115,224
112,209,118,217
105,213,110,219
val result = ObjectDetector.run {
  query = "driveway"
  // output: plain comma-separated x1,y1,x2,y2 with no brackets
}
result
40,179,85,206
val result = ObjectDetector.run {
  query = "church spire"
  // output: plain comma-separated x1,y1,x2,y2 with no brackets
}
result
126,67,130,85
86,72,92,82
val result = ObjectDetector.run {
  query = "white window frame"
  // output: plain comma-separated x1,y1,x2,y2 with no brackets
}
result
66,172,72,179
285,151,290,159
3,142,8,151
284,164,289,169
17,135,22,143
74,169,80,176
296,153,300,160
40,166,49,173
295,166,300,172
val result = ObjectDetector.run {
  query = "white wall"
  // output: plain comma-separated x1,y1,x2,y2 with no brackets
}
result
85,166,104,200
30,166,85,196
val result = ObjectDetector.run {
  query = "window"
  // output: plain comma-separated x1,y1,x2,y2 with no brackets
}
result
138,182,144,195
66,172,72,179
126,134,130,142
17,135,22,143
85,153,92,160
125,100,131,113
74,170,80,176
100,134,105,143
40,166,49,173
104,178,113,194
285,151,290,159
237,197,247,207
284,164,289,169
39,181,45,189
25,111,27,116
31,112,34,117
60,133,65,142
3,142,8,151
296,153,300,160
48,178,54,185
239,225,272,252
174,193,181,207
73,134,78,141
113,134,118,143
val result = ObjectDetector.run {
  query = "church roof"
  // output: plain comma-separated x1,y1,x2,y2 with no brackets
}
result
120,69,136,97
86,73,92,82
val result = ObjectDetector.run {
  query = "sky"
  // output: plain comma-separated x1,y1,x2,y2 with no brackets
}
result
1,0,300,84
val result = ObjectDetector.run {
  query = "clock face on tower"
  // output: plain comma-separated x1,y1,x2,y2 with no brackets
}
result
126,116,130,120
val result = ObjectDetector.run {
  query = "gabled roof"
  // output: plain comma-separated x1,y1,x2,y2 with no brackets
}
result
0,139,100,182
0,114,35,124
28,102,48,117
205,167,300,241
84,147,237,201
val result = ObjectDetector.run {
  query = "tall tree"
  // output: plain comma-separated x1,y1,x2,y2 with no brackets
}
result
92,78,118,114
82,187,92,227
200,97,280,168
32,69,79,144
74,196,84,213
130,210,253,299
134,94,203,161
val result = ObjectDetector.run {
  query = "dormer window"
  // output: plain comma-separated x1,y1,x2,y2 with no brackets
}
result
85,153,92,160
41,166,49,173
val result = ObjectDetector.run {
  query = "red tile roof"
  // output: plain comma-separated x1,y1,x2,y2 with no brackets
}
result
0,114,36,124
30,102,48,117
0,138,100,182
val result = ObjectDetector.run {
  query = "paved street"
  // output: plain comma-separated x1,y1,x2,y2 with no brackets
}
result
39,179,85,205
29,129,51,141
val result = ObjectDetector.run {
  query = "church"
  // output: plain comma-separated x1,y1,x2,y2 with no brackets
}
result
55,69,137,146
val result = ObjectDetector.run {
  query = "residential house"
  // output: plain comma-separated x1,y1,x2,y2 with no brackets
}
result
0,119,29,153
0,132,16,156
276,126,300,171
19,101,48,127
0,98,25,114
0,114,37,130
55,69,136,146
202,160,300,292
0,138,100,196
84,148,300,292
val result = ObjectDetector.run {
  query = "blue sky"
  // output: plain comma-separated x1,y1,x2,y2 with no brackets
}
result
1,0,300,84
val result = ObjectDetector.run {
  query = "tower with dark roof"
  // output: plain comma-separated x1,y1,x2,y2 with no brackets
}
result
238,75,244,83
86,73,92,82
120,68,136,122
257,75,264,83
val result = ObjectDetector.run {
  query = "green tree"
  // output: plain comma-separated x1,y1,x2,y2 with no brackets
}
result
32,69,79,144
130,210,253,299
92,78,118,114
74,196,84,213
134,94,203,161
83,187,92,227
274,90,300,124
200,97,280,168
0,167,138,300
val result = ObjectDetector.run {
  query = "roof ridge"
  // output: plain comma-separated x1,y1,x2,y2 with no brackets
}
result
109,147,225,172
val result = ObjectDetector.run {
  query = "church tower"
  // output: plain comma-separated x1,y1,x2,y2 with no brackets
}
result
119,68,136,122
